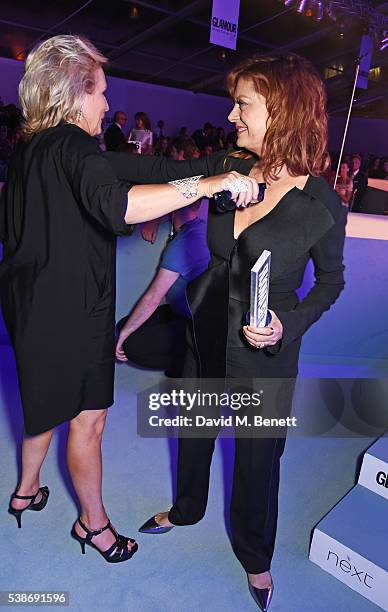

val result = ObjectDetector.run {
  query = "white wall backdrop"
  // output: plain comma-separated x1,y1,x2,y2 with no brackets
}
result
328,117,388,157
0,57,233,137
0,56,387,152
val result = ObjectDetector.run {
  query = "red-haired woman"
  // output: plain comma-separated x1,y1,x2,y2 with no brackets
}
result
108,53,346,609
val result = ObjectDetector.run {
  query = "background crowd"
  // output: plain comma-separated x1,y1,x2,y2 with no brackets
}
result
1,98,388,200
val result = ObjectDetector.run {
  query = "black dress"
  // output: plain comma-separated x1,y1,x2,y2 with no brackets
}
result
0,123,133,436
107,151,347,573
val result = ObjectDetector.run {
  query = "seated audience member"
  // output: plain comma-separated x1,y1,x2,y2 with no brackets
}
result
183,140,200,160
175,126,188,149
170,144,185,160
226,129,237,150
10,126,23,151
335,161,353,207
154,136,172,157
322,152,335,186
350,154,368,212
368,156,381,178
104,110,127,151
202,144,214,157
215,127,226,150
170,138,200,164
128,111,153,154
154,119,165,143
375,159,388,180
192,122,213,151
115,202,210,377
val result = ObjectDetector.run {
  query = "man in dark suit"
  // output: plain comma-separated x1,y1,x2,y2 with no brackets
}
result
350,154,368,212
104,111,127,151
192,122,214,152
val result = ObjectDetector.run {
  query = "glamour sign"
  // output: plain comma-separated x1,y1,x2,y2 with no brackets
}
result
210,0,240,51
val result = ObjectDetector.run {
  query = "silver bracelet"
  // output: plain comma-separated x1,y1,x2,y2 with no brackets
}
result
168,175,204,199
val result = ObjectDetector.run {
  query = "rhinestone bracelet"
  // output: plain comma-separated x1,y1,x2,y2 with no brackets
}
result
168,175,204,199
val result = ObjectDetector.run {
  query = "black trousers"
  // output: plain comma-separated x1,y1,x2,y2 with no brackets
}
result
117,305,187,376
168,345,295,574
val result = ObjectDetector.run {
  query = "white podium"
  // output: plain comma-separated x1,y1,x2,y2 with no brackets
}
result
310,434,388,610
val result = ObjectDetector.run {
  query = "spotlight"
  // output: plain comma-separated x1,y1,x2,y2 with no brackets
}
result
381,32,388,51
326,3,337,22
129,3,139,19
11,46,25,61
285,0,325,21
316,1,323,21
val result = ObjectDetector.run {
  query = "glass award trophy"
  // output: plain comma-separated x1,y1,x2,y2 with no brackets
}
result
248,250,272,328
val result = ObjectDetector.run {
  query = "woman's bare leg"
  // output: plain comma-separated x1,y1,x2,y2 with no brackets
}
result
10,429,54,510
67,409,135,553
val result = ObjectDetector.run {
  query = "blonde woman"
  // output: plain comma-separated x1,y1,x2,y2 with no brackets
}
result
0,35,251,563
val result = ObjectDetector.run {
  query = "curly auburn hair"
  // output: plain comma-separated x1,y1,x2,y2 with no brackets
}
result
226,53,330,182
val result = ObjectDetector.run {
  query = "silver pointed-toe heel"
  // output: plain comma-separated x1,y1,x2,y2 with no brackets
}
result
248,578,274,611
139,515,174,534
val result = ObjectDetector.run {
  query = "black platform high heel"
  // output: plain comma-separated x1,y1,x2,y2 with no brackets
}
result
8,486,50,528
70,517,138,563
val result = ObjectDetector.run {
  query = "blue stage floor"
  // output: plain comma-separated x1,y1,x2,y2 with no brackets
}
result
0,343,381,612
1,223,387,611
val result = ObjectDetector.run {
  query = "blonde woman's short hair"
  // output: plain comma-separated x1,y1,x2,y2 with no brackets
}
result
19,35,107,139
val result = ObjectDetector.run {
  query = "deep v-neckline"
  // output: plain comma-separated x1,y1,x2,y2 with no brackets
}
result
233,175,312,241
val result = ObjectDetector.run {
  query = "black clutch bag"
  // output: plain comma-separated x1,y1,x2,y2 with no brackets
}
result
211,182,267,213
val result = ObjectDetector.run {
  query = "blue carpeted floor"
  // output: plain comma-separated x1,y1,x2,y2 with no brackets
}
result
0,225,386,611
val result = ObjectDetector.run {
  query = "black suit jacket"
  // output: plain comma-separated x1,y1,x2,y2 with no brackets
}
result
104,123,126,152
104,151,346,377
351,170,368,212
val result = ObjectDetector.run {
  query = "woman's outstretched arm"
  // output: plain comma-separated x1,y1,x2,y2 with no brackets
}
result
125,172,259,224
104,150,228,184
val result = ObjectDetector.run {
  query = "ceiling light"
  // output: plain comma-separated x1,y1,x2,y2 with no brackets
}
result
284,0,325,21
129,4,139,20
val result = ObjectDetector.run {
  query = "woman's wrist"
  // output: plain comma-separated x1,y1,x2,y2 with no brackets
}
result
168,175,204,200
198,177,213,199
